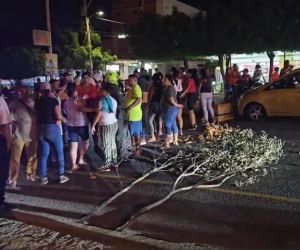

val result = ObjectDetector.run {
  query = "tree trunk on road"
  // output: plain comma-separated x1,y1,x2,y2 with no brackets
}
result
267,51,275,83
218,54,225,82
183,58,189,70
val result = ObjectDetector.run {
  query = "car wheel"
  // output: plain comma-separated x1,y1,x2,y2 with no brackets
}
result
245,103,265,121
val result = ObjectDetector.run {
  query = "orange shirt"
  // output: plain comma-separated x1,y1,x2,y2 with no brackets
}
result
228,70,240,86
271,71,279,83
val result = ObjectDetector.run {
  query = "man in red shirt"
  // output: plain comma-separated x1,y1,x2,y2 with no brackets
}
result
77,72,101,156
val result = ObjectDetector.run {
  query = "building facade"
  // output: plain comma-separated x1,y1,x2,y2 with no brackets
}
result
102,0,200,78
106,0,199,59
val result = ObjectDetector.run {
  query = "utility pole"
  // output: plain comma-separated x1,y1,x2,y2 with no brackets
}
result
83,0,93,72
45,0,52,54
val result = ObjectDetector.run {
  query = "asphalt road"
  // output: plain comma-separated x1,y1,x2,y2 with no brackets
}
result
3,117,300,250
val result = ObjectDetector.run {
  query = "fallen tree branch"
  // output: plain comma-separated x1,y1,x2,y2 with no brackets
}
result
117,174,236,231
78,154,179,223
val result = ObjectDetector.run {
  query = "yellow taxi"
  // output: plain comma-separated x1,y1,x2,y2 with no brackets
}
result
238,69,300,120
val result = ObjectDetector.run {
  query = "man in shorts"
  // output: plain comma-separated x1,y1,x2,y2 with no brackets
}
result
125,74,143,158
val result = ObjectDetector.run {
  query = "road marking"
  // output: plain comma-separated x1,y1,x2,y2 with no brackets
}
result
198,187,300,204
19,168,300,205
84,171,300,205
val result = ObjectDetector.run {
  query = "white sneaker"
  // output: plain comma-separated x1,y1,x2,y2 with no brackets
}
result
59,175,69,184
40,177,49,185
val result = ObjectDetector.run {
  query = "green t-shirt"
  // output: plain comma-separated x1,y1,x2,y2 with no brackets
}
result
125,84,142,121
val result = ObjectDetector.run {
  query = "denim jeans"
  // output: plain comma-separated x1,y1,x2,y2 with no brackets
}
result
0,135,9,205
39,124,64,177
163,106,179,135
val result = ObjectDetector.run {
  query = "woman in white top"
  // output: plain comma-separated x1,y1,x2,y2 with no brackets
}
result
64,83,89,171
92,85,118,172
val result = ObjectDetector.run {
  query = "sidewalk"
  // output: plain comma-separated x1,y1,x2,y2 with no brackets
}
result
0,218,106,250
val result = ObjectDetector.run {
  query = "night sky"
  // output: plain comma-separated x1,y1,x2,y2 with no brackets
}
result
0,0,197,49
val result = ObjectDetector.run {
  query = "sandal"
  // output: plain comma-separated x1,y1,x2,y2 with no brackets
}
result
78,159,88,165
97,165,111,172
148,137,157,143
71,164,80,171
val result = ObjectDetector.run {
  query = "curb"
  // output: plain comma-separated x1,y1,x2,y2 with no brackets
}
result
6,209,174,250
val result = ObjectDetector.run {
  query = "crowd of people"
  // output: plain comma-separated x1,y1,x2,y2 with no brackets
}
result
0,65,216,195
0,61,293,212
225,60,294,102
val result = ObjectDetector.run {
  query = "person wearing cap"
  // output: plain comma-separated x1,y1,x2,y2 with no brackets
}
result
35,83,69,185
103,71,127,158
0,92,12,215
8,87,38,188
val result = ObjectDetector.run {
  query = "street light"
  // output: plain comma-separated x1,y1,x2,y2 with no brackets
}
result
96,11,104,17
85,10,105,72
117,34,128,39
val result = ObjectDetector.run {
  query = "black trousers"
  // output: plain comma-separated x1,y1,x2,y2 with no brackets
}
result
0,135,9,205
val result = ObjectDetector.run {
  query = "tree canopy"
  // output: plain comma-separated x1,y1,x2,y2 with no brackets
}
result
128,0,300,82
55,29,116,71
129,0,300,64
